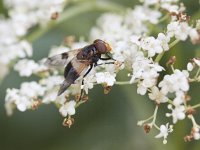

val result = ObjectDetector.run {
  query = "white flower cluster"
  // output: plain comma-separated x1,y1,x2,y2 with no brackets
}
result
158,70,189,123
4,0,66,27
14,59,48,77
5,82,45,115
131,57,163,95
0,0,66,79
3,0,200,144
5,74,77,117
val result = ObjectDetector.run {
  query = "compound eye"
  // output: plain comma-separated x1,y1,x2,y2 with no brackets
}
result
93,39,103,44
94,42,107,54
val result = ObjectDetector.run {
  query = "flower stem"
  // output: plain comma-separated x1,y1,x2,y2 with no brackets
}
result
158,14,169,23
195,67,200,79
115,81,130,85
169,39,180,49
138,105,159,127
155,39,180,62
154,123,160,130
167,99,173,105
25,1,125,42
191,103,200,109
149,105,159,127
171,65,175,72
137,115,154,126
75,100,85,108
188,115,200,128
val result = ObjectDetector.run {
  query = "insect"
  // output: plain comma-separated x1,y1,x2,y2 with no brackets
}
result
45,39,115,96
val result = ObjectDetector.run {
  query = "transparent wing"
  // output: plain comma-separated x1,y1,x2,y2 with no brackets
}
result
44,49,81,67
57,57,90,96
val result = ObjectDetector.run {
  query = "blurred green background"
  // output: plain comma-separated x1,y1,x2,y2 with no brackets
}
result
0,0,200,149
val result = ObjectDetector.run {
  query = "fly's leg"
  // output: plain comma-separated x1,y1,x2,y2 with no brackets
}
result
99,53,116,61
99,57,112,60
78,64,93,101
98,53,116,66
95,62,115,67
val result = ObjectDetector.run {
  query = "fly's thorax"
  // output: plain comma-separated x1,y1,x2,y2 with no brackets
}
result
77,44,97,60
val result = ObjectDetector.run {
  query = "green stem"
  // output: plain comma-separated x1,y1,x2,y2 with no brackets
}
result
155,51,164,63
191,103,200,109
115,81,130,85
155,39,180,62
167,99,173,105
75,100,85,108
169,39,180,48
171,65,175,72
150,105,158,127
158,14,169,23
25,1,125,42
137,115,153,125
188,115,200,128
154,123,160,130
195,67,200,79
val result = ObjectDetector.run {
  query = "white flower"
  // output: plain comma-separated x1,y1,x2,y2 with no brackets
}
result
137,83,147,95
5,88,20,115
166,104,186,123
193,58,200,67
173,91,185,106
193,127,200,140
167,21,191,41
0,0,65,76
5,88,33,115
131,56,163,82
0,40,32,65
4,0,66,26
157,33,170,51
148,86,168,103
161,3,179,13
40,75,63,90
141,36,163,57
20,81,45,98
43,89,66,104
96,72,116,86
90,13,128,43
59,100,76,117
0,19,18,44
82,74,96,94
187,62,194,71
14,59,39,77
129,6,161,25
159,69,189,95
143,0,158,6
131,56,163,95
155,123,173,144
15,96,32,112
90,5,161,45
42,90,58,104
189,28,199,44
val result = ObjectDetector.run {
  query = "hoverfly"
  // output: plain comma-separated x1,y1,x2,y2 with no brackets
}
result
45,39,115,96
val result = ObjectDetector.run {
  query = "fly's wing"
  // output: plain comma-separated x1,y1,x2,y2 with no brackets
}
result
57,57,89,96
44,49,81,67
